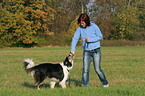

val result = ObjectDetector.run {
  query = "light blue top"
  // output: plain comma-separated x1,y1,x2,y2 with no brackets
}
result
71,21,103,51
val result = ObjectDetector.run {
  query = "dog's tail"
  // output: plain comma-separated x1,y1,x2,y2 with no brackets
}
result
23,59,35,76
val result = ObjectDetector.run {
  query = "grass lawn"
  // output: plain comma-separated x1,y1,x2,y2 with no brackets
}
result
0,46,144,96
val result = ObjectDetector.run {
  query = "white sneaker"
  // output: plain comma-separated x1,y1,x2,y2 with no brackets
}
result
103,84,109,88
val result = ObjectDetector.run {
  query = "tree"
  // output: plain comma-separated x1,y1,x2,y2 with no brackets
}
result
88,0,145,40
88,0,117,40
48,0,82,35
0,0,56,47
23,0,55,36
0,1,36,47
113,0,145,40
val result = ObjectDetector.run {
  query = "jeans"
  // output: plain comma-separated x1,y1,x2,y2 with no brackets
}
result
82,48,108,87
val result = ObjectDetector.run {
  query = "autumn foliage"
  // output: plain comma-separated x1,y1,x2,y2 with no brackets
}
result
0,0,145,47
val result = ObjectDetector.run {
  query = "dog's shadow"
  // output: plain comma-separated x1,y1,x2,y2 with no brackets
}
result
22,79,81,89
22,82,57,89
22,82,37,89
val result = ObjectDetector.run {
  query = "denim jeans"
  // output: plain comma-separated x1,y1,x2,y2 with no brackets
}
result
82,48,108,87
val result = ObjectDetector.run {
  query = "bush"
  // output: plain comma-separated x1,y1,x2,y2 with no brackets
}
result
101,40,145,46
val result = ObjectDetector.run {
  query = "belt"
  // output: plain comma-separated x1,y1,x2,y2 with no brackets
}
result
85,47,100,52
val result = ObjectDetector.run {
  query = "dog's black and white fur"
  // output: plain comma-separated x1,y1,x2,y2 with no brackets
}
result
23,53,74,90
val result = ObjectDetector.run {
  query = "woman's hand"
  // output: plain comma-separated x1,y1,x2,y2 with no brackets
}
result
86,37,89,42
71,51,75,55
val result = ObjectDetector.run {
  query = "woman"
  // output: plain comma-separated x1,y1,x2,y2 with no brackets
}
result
71,13,109,87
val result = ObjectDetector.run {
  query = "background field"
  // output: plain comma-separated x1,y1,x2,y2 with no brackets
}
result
0,47,144,96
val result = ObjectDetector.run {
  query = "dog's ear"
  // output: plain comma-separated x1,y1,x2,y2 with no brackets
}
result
64,57,68,65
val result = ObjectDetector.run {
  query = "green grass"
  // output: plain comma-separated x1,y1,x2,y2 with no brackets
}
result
0,47,145,96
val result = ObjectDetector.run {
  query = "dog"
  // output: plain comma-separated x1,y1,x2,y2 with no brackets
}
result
23,53,74,90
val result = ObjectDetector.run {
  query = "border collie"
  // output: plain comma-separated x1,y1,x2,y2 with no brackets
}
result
23,53,74,90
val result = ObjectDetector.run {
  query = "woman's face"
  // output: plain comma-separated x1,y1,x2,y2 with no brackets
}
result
80,21,86,28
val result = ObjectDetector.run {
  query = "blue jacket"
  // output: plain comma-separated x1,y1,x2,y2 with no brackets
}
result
71,21,103,51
